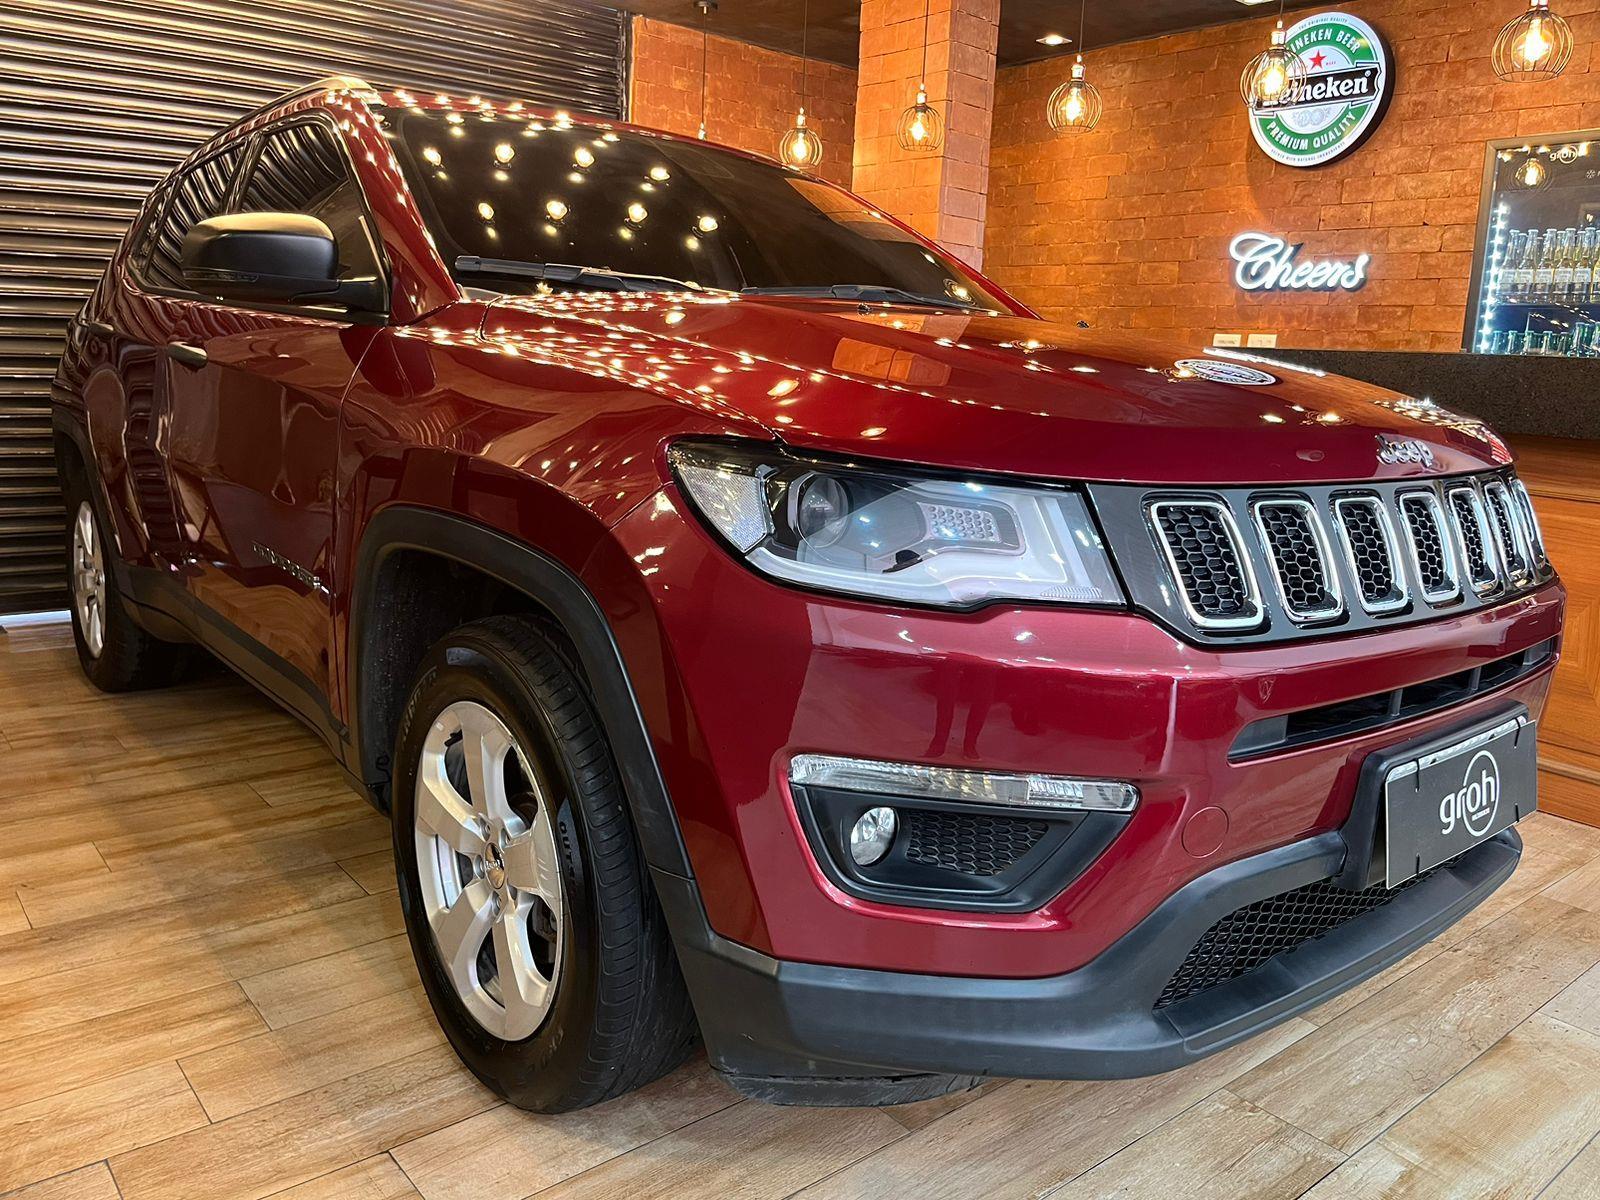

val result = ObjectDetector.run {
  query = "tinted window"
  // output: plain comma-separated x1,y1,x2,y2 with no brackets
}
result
377,107,1004,307
143,148,242,290
238,121,378,279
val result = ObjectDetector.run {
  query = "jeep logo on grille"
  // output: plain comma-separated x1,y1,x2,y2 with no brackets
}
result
1440,749,1500,839
1376,435,1435,468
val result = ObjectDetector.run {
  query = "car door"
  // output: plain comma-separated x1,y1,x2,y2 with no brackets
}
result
162,115,386,725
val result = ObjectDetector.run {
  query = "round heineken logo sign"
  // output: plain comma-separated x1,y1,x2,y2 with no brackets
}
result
1249,11,1393,168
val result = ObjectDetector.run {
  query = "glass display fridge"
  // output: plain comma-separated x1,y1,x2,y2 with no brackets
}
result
1469,132,1600,356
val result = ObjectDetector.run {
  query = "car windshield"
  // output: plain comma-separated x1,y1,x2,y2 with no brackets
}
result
375,106,1007,309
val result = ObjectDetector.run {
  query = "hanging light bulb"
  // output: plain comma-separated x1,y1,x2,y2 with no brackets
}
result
696,0,716,138
1048,56,1103,133
778,108,824,167
778,0,824,167
1516,154,1551,190
1047,1,1101,133
898,0,945,152
1241,17,1305,110
1494,0,1574,82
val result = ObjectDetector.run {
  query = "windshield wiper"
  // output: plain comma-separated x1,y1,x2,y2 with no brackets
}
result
739,283,977,309
455,256,700,293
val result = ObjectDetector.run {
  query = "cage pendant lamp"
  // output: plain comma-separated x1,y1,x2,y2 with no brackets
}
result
778,0,825,167
1047,1,1101,133
1241,3,1306,110
1494,0,1574,82
898,0,944,152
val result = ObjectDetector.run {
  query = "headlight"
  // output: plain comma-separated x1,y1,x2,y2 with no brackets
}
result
668,440,1123,609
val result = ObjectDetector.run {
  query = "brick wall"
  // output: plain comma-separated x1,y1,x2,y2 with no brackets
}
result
984,0,1600,351
852,0,1000,267
628,16,858,188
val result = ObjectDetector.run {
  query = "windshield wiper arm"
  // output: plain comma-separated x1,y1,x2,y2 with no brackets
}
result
455,256,700,293
740,283,977,309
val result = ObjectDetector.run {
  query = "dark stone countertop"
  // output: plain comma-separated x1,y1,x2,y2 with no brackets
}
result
1267,349,1599,442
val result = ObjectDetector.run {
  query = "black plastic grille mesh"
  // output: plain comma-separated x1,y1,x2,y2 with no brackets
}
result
1449,491,1496,587
1487,490,1529,578
1400,496,1450,594
1338,501,1398,605
1154,869,1438,1011
902,810,1048,877
1155,505,1253,621
1258,504,1335,617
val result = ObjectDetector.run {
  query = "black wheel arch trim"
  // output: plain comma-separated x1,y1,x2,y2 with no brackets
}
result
347,505,696,880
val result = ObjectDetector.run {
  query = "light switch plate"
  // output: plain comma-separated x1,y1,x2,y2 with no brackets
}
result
1247,333,1279,348
1212,332,1243,347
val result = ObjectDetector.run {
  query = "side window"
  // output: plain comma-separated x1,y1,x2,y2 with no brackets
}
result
237,121,379,280
142,147,243,291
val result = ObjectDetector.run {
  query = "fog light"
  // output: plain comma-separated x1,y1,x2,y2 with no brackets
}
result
850,807,897,866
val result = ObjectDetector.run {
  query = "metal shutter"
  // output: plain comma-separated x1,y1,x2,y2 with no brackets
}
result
0,0,628,615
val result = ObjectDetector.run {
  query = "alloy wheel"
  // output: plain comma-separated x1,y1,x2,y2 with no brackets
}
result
413,699,564,1040
71,500,107,659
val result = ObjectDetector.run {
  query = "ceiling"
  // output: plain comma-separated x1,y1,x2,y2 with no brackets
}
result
621,1,1333,70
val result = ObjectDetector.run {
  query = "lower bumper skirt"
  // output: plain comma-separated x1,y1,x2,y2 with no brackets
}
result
656,827,1520,1104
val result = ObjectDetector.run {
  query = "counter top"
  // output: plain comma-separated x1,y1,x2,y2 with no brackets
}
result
1267,349,1599,442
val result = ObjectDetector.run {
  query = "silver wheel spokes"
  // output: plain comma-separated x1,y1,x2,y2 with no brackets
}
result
71,501,107,659
414,700,563,1041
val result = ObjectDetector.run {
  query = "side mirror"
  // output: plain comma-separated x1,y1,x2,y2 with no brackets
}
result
181,213,383,312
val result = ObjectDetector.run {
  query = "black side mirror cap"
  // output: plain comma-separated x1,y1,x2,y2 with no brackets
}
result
180,213,383,313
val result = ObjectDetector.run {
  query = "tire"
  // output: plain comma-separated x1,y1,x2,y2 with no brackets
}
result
392,615,698,1112
62,469,194,692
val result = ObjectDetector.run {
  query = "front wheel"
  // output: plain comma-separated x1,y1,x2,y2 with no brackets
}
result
391,615,697,1112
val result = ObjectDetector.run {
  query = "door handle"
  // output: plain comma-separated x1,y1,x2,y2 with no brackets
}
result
165,342,208,369
82,319,115,338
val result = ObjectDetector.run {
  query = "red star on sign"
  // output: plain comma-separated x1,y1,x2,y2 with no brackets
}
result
1308,50,1327,68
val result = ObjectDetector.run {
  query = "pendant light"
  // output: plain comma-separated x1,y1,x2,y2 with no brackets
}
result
778,0,824,168
1241,0,1305,110
1494,0,1574,82
897,0,944,152
695,0,716,139
1047,0,1102,133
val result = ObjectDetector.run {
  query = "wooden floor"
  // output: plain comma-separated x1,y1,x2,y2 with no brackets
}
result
5,618,1600,1200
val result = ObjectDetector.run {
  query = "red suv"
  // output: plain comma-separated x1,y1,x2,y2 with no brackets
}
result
53,79,1563,1111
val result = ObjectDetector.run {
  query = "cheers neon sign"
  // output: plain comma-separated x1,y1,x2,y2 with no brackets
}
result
1230,232,1370,292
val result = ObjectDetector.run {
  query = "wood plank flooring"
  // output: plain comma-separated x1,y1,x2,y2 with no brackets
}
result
4,615,1600,1199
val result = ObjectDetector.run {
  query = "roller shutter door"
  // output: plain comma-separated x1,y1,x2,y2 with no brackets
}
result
0,0,628,614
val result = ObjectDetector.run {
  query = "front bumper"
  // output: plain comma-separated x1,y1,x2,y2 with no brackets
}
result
657,827,1520,1102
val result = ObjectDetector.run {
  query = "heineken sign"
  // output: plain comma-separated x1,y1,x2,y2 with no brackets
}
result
1249,11,1393,168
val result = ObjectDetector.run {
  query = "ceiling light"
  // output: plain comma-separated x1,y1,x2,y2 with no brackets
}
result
1494,0,1574,82
1037,33,1071,46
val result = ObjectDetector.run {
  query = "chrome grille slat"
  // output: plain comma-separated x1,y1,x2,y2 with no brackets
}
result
1445,485,1501,596
1147,500,1262,631
1252,498,1343,623
1484,482,1533,586
1397,490,1461,604
1512,479,1548,568
1333,495,1408,615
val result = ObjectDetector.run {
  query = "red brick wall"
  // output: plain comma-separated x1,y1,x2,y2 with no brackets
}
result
984,0,1600,351
628,16,858,188
852,0,1000,267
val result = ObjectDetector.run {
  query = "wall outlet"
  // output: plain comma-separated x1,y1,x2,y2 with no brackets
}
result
1247,333,1279,348
1212,332,1243,347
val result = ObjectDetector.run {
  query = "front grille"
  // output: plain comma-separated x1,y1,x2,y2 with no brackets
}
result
1155,868,1441,1010
1149,501,1258,628
1254,500,1341,622
1398,492,1459,602
901,810,1048,877
1114,470,1551,644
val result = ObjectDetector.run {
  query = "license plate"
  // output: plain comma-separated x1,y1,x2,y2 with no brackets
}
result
1383,715,1538,887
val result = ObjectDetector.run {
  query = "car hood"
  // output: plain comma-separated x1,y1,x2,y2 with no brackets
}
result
481,292,1511,486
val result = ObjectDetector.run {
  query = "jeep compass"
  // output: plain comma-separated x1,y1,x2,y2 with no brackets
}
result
51,79,1563,1111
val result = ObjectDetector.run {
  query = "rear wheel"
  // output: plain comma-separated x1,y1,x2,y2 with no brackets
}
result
63,475,193,691
392,615,697,1112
